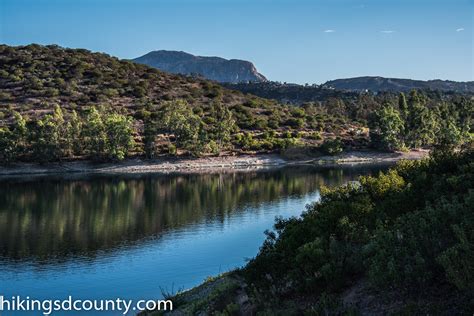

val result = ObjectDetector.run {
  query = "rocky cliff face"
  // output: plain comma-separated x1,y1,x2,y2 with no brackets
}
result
324,76,474,93
133,50,267,83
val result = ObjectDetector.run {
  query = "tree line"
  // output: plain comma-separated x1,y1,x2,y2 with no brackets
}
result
0,105,135,163
0,100,237,164
1,90,472,165
369,90,472,151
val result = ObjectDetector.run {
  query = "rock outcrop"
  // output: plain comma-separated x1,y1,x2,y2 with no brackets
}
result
133,50,267,83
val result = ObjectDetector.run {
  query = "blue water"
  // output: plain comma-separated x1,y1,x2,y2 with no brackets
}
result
0,165,388,315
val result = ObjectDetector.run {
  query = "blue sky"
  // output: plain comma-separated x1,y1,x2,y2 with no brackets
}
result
1,0,472,83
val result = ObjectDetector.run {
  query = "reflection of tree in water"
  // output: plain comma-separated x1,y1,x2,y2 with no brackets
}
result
0,165,387,262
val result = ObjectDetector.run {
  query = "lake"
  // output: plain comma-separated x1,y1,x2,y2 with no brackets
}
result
0,164,389,315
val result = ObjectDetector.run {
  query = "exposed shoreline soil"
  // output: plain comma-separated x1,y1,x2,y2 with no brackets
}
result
0,149,429,177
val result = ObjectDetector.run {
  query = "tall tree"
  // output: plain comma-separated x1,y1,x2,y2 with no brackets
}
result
104,113,135,161
0,111,28,163
434,102,463,149
406,90,437,148
370,104,405,151
11,111,27,154
68,110,83,156
0,126,16,163
84,106,107,159
141,103,158,159
209,101,236,151
160,100,203,155
27,105,67,162
398,92,409,121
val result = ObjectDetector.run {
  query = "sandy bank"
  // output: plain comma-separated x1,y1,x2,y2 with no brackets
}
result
0,150,429,177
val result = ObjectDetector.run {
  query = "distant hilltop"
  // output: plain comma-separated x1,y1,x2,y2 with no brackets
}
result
324,76,474,93
133,50,267,83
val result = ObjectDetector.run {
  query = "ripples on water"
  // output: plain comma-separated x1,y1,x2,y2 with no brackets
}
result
0,164,390,315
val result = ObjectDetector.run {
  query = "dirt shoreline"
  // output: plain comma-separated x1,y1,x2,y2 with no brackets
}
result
0,150,429,177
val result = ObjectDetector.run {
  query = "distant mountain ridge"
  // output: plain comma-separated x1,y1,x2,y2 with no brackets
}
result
324,76,474,93
133,50,267,83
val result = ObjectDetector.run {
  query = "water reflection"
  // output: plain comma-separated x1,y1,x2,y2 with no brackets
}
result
0,165,385,263
0,165,393,315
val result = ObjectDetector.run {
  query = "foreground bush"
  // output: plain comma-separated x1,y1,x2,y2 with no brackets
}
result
244,149,474,312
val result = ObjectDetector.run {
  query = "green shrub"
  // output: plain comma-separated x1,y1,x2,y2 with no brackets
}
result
320,138,343,155
244,149,474,308
168,143,177,156
285,117,305,128
308,131,322,140
104,113,135,161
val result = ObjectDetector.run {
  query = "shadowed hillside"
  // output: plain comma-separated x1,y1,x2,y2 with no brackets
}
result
325,76,474,93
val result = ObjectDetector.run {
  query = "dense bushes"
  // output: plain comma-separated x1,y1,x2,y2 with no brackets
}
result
368,192,474,289
319,138,344,155
159,100,236,156
244,149,474,312
0,99,240,162
369,91,472,151
234,130,300,152
0,106,134,162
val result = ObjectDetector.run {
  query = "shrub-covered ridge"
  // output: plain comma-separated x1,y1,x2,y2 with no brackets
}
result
242,149,474,314
0,44,371,162
1,44,472,164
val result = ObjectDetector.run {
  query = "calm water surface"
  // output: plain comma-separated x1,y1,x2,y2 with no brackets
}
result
0,164,389,315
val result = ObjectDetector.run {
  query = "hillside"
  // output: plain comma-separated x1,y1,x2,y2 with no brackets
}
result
0,44,368,163
222,81,360,104
324,76,474,93
223,79,474,105
0,44,269,115
0,44,318,133
133,50,267,83
0,44,471,164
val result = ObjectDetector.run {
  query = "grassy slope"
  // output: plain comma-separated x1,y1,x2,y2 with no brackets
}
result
0,44,366,156
0,44,282,123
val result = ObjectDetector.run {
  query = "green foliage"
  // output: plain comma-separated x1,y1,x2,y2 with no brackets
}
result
160,100,200,154
365,90,471,151
0,44,471,163
320,138,344,155
398,92,408,121
434,102,465,150
367,191,474,289
104,113,135,160
168,143,177,156
208,102,236,151
84,107,108,159
308,131,322,140
68,110,83,156
235,131,300,152
0,127,16,164
244,150,474,308
27,105,70,162
235,132,254,150
0,111,27,163
0,106,135,163
285,117,305,129
405,90,437,147
143,114,157,158
369,104,405,151
12,111,28,146
1,44,320,152
437,224,474,290
82,107,134,161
